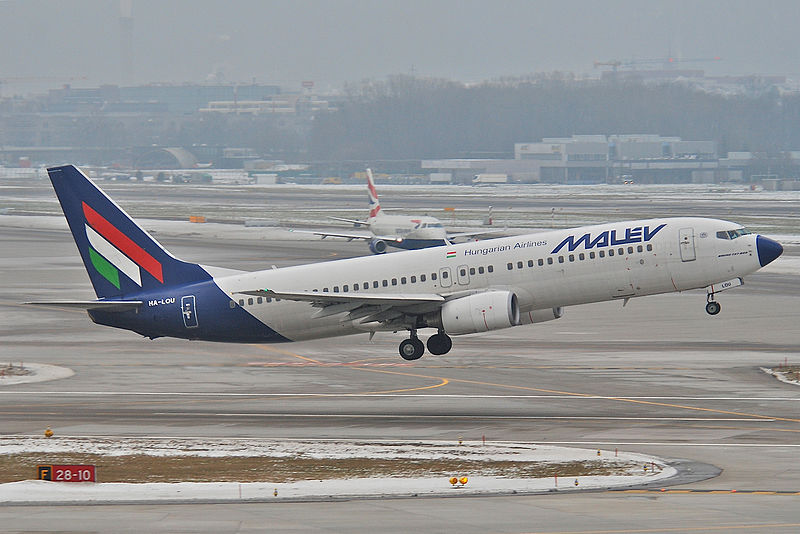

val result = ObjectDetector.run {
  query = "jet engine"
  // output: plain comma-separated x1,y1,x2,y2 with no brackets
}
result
426,291,520,335
518,307,563,325
369,238,388,254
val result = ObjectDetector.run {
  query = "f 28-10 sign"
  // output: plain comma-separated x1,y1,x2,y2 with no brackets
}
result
37,464,96,482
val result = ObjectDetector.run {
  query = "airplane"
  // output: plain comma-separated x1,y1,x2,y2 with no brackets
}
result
306,169,496,254
27,165,783,361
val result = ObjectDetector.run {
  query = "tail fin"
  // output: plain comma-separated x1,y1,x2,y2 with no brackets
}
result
47,165,211,299
366,168,381,220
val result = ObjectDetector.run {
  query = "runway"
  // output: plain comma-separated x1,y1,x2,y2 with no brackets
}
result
1,219,799,532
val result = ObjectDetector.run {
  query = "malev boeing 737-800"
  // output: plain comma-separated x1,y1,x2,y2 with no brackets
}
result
28,165,783,361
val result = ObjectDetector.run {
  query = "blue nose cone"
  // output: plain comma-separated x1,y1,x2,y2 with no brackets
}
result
757,235,783,267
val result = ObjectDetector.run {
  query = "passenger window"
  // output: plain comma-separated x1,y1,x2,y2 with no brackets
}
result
627,246,633,254
558,256,564,263
257,297,263,304
478,266,484,274
382,280,388,287
391,278,398,286
507,262,513,270
442,271,449,279
637,245,643,252
343,285,348,292
229,300,236,308
353,283,359,291
579,253,585,260
401,277,407,284
599,250,605,258
589,252,595,259
267,298,272,303
538,259,544,266
516,261,522,269
248,298,253,305
527,260,534,267
323,287,329,292
647,244,653,251
238,299,244,306
618,248,624,255
547,257,553,265
432,273,437,280
469,268,476,275
608,249,614,257
568,254,574,262
421,274,426,282
373,281,379,288
488,265,494,273
364,281,369,289
411,275,416,283
460,269,466,276
334,286,339,292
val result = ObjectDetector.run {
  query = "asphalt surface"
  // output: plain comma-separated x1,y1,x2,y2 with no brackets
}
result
1,193,799,532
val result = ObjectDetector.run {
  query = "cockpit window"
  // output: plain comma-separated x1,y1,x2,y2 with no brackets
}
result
716,227,752,240
428,223,443,228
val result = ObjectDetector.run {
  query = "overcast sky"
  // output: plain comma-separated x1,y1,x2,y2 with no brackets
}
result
1,0,798,93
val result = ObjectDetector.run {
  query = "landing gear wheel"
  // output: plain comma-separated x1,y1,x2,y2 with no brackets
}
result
705,301,721,315
399,338,425,360
426,333,452,355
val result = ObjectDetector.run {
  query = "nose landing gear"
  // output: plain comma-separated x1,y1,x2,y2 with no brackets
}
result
705,294,721,315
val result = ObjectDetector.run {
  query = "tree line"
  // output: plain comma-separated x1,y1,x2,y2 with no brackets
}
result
309,74,800,161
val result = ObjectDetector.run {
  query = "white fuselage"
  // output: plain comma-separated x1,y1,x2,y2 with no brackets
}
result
368,213,448,242
214,217,764,341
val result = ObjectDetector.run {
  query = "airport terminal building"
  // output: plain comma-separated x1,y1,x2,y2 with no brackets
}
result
425,134,722,185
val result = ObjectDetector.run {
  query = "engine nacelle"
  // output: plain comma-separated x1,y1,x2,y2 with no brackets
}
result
369,238,387,254
518,307,563,325
433,291,520,335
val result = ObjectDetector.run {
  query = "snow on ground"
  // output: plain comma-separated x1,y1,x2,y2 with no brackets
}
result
0,437,676,503
0,363,74,386
761,367,800,386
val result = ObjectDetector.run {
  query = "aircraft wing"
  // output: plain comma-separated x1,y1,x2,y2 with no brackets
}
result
24,300,143,312
239,289,443,305
289,229,402,243
237,289,444,324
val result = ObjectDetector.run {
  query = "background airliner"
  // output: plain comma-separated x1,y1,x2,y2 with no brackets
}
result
308,169,496,253
29,165,783,361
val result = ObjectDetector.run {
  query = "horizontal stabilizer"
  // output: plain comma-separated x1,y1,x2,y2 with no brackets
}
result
24,300,143,312
327,215,367,225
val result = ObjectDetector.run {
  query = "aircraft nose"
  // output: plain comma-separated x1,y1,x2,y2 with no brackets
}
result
756,235,783,267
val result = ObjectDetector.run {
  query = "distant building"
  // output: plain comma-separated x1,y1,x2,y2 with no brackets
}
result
424,134,720,184
515,134,718,184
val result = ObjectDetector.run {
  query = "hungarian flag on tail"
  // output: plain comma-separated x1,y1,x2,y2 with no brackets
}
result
82,201,163,289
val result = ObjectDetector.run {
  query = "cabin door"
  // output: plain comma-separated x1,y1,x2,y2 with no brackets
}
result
679,228,696,262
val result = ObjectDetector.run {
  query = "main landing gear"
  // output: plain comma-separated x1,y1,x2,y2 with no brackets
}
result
398,330,453,360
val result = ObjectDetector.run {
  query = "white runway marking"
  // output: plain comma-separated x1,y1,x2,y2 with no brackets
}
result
2,391,799,401
152,413,774,422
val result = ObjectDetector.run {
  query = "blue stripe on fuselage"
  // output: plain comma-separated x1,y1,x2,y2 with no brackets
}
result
87,279,290,343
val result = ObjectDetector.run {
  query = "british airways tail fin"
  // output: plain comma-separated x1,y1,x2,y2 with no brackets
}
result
366,168,382,220
47,165,211,299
